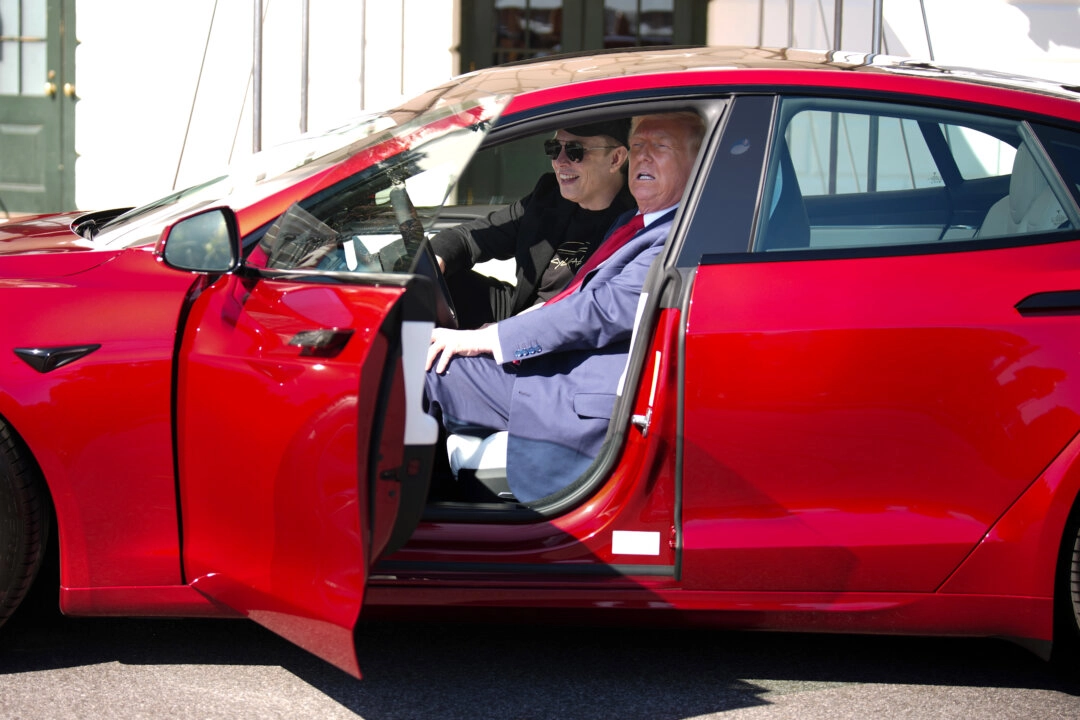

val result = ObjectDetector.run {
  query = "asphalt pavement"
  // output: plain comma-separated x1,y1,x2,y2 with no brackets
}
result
1,602,1079,720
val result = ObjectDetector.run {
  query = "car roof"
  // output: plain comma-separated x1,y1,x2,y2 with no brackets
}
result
414,45,1080,123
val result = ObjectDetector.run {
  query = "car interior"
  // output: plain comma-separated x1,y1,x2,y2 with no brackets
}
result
415,100,725,516
421,128,620,509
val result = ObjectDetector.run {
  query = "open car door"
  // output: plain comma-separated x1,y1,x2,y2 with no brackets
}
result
169,101,499,677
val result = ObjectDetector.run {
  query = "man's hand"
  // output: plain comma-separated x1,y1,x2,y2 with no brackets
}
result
427,326,498,374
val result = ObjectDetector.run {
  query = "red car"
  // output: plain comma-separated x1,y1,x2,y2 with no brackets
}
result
3,46,1080,678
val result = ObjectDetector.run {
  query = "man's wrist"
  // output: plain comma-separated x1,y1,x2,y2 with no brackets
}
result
478,323,504,364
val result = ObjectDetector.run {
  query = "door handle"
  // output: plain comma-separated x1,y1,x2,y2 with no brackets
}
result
287,328,354,357
42,82,74,98
1015,290,1080,316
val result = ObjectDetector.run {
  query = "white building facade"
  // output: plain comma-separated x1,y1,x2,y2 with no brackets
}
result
2,0,1079,213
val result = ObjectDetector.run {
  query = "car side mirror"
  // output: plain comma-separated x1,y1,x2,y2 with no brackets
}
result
159,207,240,273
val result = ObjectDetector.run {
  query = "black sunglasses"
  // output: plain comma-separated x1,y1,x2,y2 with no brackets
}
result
543,139,619,162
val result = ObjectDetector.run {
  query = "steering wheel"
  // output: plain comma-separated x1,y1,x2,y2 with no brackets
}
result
389,184,458,329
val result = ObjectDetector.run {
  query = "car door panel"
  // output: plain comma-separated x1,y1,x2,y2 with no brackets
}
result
176,271,436,677
681,239,1080,593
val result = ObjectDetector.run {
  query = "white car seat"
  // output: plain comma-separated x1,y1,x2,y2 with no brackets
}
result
446,431,513,499
978,143,1068,238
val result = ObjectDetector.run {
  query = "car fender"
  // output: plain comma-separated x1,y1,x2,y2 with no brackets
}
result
0,247,199,592
938,426,1080,602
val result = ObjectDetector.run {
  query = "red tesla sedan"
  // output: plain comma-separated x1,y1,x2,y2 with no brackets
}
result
3,47,1080,678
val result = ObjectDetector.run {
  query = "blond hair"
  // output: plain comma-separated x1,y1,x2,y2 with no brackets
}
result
629,111,706,154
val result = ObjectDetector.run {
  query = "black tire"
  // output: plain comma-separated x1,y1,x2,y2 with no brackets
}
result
1052,499,1080,679
0,419,51,630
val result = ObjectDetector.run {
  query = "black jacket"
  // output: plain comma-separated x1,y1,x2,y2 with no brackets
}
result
431,172,635,318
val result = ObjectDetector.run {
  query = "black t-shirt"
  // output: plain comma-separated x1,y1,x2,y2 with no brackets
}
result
535,205,626,304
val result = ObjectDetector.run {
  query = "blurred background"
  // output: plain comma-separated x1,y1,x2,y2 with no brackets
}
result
2,0,1078,215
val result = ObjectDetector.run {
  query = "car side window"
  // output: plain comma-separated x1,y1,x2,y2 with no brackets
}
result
788,111,954,194
754,97,1076,252
447,133,554,210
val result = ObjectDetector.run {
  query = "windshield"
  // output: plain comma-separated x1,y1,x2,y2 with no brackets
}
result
94,89,508,251
247,108,496,274
95,113,397,249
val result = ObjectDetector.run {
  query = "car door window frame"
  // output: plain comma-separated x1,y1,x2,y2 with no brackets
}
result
674,93,775,266
750,96,1080,256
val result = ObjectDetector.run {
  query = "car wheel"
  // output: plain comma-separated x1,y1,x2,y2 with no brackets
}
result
1052,499,1080,676
0,419,50,629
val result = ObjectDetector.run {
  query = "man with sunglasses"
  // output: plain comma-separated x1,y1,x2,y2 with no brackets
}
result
430,120,634,328
425,111,705,503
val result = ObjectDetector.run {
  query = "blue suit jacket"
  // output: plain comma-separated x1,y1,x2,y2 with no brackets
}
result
495,209,675,501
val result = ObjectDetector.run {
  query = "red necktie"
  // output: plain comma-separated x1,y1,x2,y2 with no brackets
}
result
547,213,645,304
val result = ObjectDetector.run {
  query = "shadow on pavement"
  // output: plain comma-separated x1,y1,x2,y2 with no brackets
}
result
2,604,1078,720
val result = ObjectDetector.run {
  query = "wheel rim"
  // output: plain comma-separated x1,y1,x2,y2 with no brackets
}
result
1071,527,1080,631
